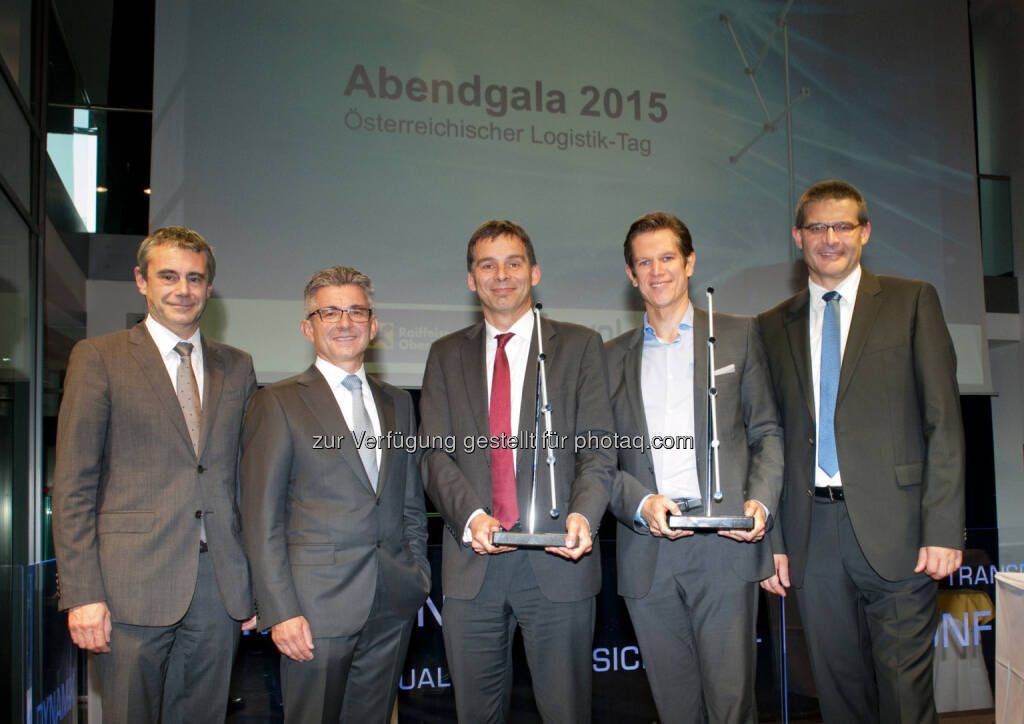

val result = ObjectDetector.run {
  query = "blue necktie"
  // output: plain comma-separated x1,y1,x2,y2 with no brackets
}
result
818,291,841,477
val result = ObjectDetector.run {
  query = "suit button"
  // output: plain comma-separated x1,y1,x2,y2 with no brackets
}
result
808,437,814,446
805,490,813,497
376,541,382,548
376,498,381,506
195,510,203,519
197,465,205,473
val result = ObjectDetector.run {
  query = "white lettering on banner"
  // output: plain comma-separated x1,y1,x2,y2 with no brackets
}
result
398,667,452,690
592,646,644,672
35,674,75,724
934,611,993,648
948,562,1023,587
416,596,443,628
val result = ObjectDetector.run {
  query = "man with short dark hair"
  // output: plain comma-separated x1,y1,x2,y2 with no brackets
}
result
240,266,430,723
419,220,616,723
758,180,965,722
606,211,783,722
53,226,257,723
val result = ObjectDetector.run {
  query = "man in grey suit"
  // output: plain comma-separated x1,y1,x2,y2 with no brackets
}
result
605,212,783,723
419,220,616,723
240,266,430,723
52,226,257,723
758,180,965,722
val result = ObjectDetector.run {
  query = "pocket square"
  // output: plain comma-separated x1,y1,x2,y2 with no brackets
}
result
714,363,736,376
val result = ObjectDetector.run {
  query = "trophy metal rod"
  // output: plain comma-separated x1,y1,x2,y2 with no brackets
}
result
664,288,754,532
527,364,542,534
707,287,724,506
535,304,559,518
491,304,568,547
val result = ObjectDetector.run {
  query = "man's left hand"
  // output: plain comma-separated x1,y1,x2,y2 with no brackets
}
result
718,500,766,542
915,545,962,580
241,615,258,632
545,513,593,560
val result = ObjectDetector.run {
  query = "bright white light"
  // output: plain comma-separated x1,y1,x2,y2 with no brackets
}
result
45,109,99,232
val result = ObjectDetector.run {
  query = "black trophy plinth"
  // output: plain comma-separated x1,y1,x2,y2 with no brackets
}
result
491,531,576,547
666,514,754,530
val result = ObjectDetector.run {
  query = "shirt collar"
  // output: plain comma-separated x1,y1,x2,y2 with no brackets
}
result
484,307,535,343
145,315,201,358
808,265,862,306
315,356,368,390
643,302,693,346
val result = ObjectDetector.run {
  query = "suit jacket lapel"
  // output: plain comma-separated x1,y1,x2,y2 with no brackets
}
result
197,339,224,459
692,307,709,494
783,291,816,420
298,366,375,493
838,270,883,404
461,323,490,438
622,328,654,478
128,324,196,457
366,375,395,498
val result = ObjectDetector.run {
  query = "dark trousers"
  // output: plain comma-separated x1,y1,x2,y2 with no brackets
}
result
94,549,240,724
279,607,413,724
441,551,595,724
625,533,759,724
795,499,939,724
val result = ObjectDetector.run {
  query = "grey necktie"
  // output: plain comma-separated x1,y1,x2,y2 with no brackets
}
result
342,374,378,490
174,341,206,543
173,341,202,453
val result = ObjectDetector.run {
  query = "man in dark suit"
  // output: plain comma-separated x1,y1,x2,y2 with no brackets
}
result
605,212,783,723
240,266,430,723
419,220,616,723
52,226,257,723
758,180,965,722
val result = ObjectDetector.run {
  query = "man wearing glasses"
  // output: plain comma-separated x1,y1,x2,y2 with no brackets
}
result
758,180,965,722
240,266,430,722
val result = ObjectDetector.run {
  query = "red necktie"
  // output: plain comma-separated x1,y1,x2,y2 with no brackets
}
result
490,332,518,530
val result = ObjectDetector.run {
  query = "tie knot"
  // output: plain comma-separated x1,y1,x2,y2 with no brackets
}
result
341,374,362,392
823,291,841,303
495,332,514,350
174,341,194,358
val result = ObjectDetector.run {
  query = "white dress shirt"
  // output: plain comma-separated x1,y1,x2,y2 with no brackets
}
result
484,310,536,471
145,316,204,405
641,305,700,500
808,265,861,488
464,309,537,537
315,357,382,469
633,304,770,524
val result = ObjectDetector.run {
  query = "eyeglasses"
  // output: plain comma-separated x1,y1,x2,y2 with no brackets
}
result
307,306,373,323
800,222,862,237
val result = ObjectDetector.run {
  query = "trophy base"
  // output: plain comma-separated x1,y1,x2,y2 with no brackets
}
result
666,515,754,530
491,532,576,548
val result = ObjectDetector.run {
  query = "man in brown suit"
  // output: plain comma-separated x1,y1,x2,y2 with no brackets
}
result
52,226,257,723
